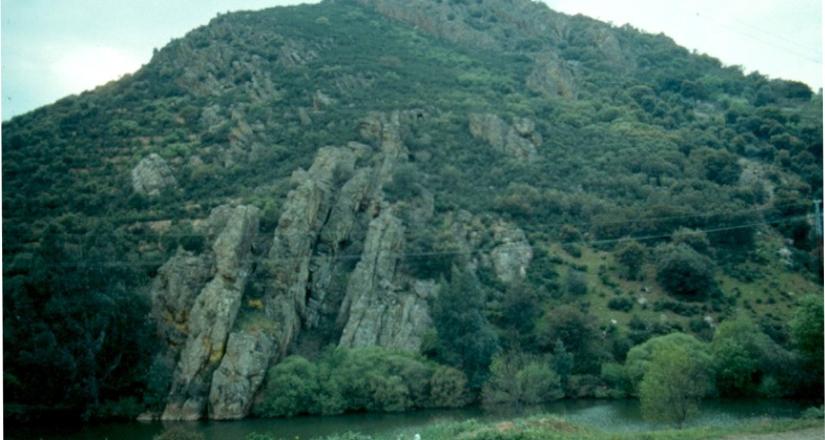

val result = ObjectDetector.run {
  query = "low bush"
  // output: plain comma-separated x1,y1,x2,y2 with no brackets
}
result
252,347,468,417
607,297,634,312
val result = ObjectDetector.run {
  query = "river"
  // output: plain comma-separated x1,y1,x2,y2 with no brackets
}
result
7,399,811,440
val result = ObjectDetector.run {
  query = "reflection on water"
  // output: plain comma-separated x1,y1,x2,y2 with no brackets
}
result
8,399,810,440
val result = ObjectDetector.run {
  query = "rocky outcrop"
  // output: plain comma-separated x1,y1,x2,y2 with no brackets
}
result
151,109,433,420
151,250,214,349
264,146,359,354
526,52,577,99
356,0,566,52
208,330,276,420
441,211,532,283
338,210,432,352
162,205,260,421
444,210,486,273
356,0,581,99
489,221,533,283
132,154,177,197
468,114,541,161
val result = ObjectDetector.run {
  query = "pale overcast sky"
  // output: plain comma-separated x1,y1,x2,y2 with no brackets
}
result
1,0,821,120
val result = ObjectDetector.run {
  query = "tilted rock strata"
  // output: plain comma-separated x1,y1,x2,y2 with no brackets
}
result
263,145,358,355
161,205,260,421
337,210,432,352
152,111,440,421
151,250,214,349
208,330,276,420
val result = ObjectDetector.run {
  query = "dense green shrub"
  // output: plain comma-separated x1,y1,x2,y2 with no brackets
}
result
711,316,790,397
432,269,499,388
564,268,588,296
607,297,634,312
254,356,320,417
623,332,713,396
614,240,645,280
655,243,716,297
537,305,603,374
789,295,825,397
639,343,713,427
252,348,468,417
482,353,563,405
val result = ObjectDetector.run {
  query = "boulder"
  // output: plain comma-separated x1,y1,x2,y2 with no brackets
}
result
131,153,177,197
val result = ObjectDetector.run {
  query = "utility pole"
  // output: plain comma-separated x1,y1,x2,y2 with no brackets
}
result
814,199,823,237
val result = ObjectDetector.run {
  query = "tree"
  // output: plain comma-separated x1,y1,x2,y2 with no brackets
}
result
253,356,319,417
711,316,787,397
499,281,540,349
624,332,712,395
615,240,645,280
639,344,713,427
699,148,742,185
552,339,574,388
482,353,563,406
671,228,711,256
564,268,588,295
537,305,603,374
428,366,468,408
789,295,824,396
432,268,499,388
655,244,715,297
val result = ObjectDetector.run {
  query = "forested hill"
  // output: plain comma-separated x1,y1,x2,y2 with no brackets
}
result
3,0,822,423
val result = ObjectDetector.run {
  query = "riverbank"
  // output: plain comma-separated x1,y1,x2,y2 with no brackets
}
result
312,416,824,440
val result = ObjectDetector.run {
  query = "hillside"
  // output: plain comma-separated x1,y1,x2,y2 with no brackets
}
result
3,0,822,423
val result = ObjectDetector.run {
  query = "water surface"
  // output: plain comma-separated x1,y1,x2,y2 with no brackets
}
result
8,399,810,440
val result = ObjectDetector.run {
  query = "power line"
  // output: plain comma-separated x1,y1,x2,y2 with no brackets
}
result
683,8,822,65
28,200,808,240
725,15,820,55
31,213,813,268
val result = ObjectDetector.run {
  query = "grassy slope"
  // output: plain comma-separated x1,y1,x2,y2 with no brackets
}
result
540,227,820,336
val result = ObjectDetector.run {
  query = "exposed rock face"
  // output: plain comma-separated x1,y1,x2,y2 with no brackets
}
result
356,0,566,52
441,211,532,284
131,154,177,196
208,330,276,420
444,210,486,273
338,210,431,352
356,0,583,99
264,146,358,355
526,52,577,98
468,114,541,161
151,250,214,349
152,110,435,420
489,221,533,283
162,205,260,421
